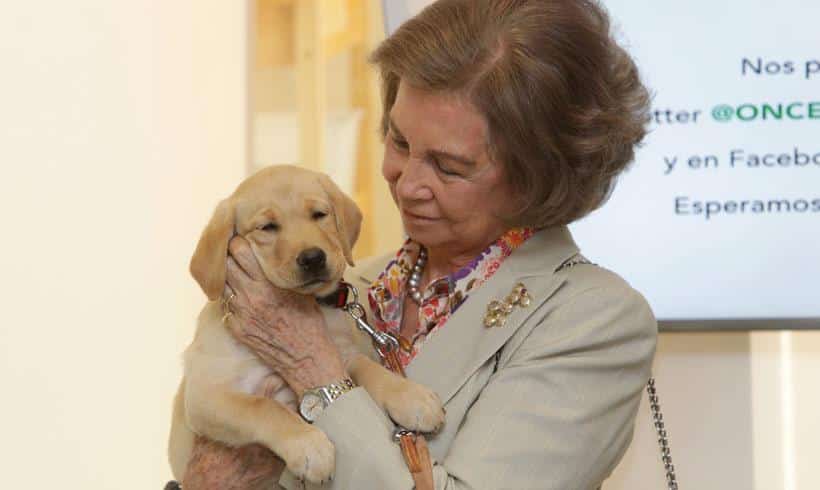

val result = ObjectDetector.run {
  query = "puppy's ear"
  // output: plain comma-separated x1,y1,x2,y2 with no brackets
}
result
190,198,236,301
319,175,362,266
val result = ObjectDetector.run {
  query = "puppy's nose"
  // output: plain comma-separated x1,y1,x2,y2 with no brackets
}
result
297,247,326,273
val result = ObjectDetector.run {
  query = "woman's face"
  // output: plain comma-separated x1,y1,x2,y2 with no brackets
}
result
382,82,511,255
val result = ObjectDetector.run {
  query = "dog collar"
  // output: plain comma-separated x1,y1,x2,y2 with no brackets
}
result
317,282,350,308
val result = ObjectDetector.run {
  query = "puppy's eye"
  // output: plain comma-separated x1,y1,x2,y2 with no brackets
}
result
259,222,279,232
312,211,328,220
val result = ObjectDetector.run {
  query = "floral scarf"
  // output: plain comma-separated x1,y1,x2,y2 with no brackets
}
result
366,228,534,368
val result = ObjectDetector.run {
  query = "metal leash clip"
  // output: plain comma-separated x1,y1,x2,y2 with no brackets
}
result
339,282,399,358
338,283,422,475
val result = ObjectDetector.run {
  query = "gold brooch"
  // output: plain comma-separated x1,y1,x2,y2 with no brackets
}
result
484,283,532,328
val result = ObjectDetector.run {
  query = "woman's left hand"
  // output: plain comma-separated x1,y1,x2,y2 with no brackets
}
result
223,236,348,396
182,435,285,490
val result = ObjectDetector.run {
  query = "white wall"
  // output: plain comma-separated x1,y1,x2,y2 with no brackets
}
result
0,1,248,488
605,332,756,489
606,331,820,490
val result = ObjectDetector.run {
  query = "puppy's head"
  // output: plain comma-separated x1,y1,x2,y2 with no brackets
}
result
190,165,362,300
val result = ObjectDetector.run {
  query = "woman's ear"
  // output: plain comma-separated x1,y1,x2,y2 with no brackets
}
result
190,198,236,301
319,175,362,266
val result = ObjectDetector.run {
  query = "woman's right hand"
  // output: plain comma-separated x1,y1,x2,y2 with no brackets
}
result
223,236,349,397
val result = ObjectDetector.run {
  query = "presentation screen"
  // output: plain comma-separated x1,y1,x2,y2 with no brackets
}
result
570,1,820,330
383,1,820,330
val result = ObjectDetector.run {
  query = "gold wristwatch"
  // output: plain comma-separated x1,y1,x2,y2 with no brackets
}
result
298,378,356,423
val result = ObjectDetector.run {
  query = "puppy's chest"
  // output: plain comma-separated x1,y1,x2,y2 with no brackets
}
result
235,358,274,393
227,343,300,408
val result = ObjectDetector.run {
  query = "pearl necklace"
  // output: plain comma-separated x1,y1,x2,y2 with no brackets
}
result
407,247,428,305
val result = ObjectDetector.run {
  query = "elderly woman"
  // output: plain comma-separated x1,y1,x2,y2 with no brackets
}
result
182,0,657,488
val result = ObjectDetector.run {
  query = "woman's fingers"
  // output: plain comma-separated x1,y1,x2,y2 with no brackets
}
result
228,236,266,280
225,256,251,294
222,310,245,338
221,283,243,312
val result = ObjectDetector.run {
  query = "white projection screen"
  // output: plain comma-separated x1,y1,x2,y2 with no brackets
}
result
382,1,820,331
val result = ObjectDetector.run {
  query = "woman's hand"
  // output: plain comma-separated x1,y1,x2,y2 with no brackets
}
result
223,236,348,396
182,436,285,490
181,374,295,488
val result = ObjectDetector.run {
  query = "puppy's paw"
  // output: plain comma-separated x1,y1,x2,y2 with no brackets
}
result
279,426,335,485
384,379,445,433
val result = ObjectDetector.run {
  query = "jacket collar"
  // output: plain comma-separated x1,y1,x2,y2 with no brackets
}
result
349,225,580,404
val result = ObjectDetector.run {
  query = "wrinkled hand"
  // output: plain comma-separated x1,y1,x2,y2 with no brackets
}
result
182,377,292,490
183,436,285,490
223,236,347,396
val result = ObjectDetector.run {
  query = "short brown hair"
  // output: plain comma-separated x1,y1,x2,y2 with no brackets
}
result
370,0,650,227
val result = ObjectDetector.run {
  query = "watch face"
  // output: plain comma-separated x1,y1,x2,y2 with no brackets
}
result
299,392,325,422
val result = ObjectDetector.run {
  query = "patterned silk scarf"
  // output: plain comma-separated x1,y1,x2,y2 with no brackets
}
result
367,228,534,368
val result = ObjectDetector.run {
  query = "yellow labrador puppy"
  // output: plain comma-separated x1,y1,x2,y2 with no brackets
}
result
167,165,444,484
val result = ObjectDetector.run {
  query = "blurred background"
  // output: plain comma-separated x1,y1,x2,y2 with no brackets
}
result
0,1,816,489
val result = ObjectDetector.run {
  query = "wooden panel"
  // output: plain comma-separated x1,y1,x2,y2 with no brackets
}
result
295,0,326,171
351,0,398,258
350,0,373,256
255,0,294,68
252,0,395,256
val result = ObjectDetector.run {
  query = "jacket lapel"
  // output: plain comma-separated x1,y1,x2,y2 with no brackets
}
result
346,226,580,405
405,226,579,403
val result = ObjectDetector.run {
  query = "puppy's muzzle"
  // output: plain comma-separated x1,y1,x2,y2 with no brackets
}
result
297,247,327,277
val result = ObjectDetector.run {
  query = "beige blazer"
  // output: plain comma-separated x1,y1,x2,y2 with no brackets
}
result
278,225,657,490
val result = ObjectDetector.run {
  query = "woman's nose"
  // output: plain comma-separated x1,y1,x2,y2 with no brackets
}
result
395,157,434,201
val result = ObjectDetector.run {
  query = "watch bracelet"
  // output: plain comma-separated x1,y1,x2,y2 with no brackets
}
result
324,378,356,401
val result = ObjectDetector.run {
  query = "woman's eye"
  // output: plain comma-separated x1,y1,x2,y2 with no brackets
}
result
260,222,279,232
312,211,328,220
433,158,459,177
391,136,409,152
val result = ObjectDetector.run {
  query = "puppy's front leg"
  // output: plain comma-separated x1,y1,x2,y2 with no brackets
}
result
347,354,445,433
185,384,334,484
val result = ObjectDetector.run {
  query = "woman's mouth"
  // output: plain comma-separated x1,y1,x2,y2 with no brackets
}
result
402,209,438,221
